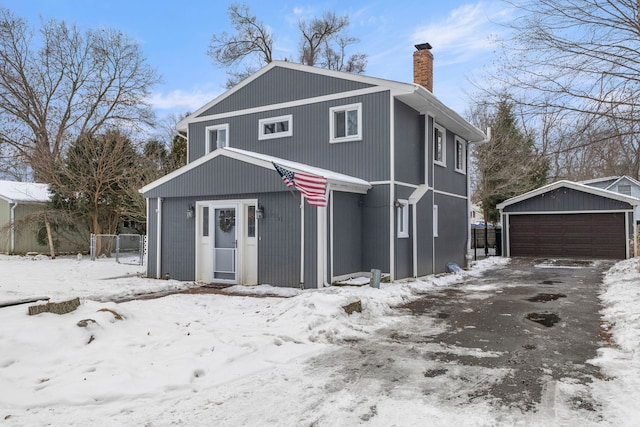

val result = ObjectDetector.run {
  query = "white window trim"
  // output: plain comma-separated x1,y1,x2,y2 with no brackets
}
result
258,114,293,140
434,123,446,167
433,205,439,237
330,102,362,143
397,199,409,238
455,137,466,174
205,123,229,154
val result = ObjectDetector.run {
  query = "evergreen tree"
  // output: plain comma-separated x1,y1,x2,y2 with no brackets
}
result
473,99,549,224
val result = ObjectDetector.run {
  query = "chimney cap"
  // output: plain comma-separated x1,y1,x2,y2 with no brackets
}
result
415,42,432,51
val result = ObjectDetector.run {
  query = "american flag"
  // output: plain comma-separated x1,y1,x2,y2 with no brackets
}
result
273,162,328,207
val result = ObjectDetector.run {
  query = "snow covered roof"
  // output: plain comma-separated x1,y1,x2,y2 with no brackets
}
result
0,180,50,204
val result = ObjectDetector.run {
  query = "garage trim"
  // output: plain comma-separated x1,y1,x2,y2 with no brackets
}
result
497,180,639,260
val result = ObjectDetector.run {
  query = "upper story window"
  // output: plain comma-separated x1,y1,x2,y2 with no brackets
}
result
259,115,293,140
434,123,446,166
330,103,362,143
455,137,466,174
205,124,229,154
618,184,632,195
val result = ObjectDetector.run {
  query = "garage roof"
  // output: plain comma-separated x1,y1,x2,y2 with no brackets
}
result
497,180,640,210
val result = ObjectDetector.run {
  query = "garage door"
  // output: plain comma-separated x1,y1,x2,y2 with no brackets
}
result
508,213,626,259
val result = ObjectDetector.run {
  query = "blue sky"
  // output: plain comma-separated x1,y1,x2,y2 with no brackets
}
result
0,0,512,122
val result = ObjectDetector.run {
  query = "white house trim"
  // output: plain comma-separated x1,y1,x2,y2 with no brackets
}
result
497,180,640,210
501,209,634,216
433,189,468,200
389,93,395,281
178,87,390,129
156,197,163,279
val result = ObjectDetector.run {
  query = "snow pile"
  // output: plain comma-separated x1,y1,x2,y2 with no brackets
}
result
590,258,640,424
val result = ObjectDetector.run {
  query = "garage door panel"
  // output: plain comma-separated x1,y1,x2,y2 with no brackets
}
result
509,213,625,260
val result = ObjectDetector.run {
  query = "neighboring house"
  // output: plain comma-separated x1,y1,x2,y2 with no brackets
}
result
582,175,640,219
497,180,638,260
141,43,488,288
0,180,50,254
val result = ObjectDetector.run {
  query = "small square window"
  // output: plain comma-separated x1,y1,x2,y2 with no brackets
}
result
205,124,229,153
455,137,466,174
330,103,362,143
434,124,446,166
397,199,409,238
618,184,632,196
259,115,293,140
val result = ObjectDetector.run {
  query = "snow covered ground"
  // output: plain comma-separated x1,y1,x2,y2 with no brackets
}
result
0,254,639,426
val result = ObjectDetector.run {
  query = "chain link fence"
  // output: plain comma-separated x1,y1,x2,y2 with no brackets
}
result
90,233,145,265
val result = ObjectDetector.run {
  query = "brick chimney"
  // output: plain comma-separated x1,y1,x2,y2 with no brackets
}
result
413,42,433,92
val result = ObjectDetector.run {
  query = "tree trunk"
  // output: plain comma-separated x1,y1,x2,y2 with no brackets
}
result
92,213,102,257
44,216,56,259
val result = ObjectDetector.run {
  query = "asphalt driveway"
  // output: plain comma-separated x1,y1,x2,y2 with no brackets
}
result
306,257,615,421
401,257,614,412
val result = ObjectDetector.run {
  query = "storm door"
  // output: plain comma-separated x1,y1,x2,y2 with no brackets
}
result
212,205,237,282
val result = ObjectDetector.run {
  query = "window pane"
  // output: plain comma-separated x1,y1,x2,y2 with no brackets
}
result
247,206,256,238
202,207,209,237
619,184,632,195
217,129,227,148
334,111,346,138
264,123,275,134
347,109,358,136
277,121,288,132
435,129,443,162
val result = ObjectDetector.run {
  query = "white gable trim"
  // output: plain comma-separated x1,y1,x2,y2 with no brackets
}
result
177,86,392,130
605,175,640,191
496,180,640,210
177,61,414,131
140,147,371,195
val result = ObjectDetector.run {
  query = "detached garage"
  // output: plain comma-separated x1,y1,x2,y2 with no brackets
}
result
497,181,639,260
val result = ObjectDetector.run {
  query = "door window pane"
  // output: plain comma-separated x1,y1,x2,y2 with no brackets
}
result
247,206,256,237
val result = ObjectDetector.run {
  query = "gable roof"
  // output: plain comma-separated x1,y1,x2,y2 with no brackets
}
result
176,61,487,143
496,180,640,210
582,175,640,188
140,147,372,196
0,180,50,204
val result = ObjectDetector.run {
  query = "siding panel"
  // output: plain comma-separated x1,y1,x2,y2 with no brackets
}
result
503,188,633,212
198,67,374,116
332,192,363,277
434,193,467,273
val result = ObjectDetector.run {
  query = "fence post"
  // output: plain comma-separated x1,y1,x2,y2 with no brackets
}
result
90,234,96,261
115,235,120,263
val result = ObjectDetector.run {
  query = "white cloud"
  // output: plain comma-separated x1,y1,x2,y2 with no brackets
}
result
412,1,512,66
147,89,222,112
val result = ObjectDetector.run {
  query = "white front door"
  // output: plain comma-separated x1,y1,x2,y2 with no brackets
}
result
196,200,258,285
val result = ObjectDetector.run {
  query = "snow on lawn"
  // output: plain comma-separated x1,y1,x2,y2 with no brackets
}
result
0,254,638,426
590,258,640,424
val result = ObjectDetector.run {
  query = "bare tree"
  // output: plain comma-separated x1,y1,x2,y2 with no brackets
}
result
46,129,144,255
0,8,159,181
298,12,366,73
208,3,366,87
494,0,640,120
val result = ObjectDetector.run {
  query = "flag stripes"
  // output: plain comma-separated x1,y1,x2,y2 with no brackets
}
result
273,163,328,207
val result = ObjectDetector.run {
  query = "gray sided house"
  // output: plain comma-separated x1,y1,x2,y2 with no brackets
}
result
141,45,487,288
498,180,639,260
582,175,640,219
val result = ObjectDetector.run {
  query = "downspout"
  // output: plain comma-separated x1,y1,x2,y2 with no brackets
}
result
300,195,304,288
10,202,17,254
466,127,492,265
389,94,396,281
156,197,163,278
